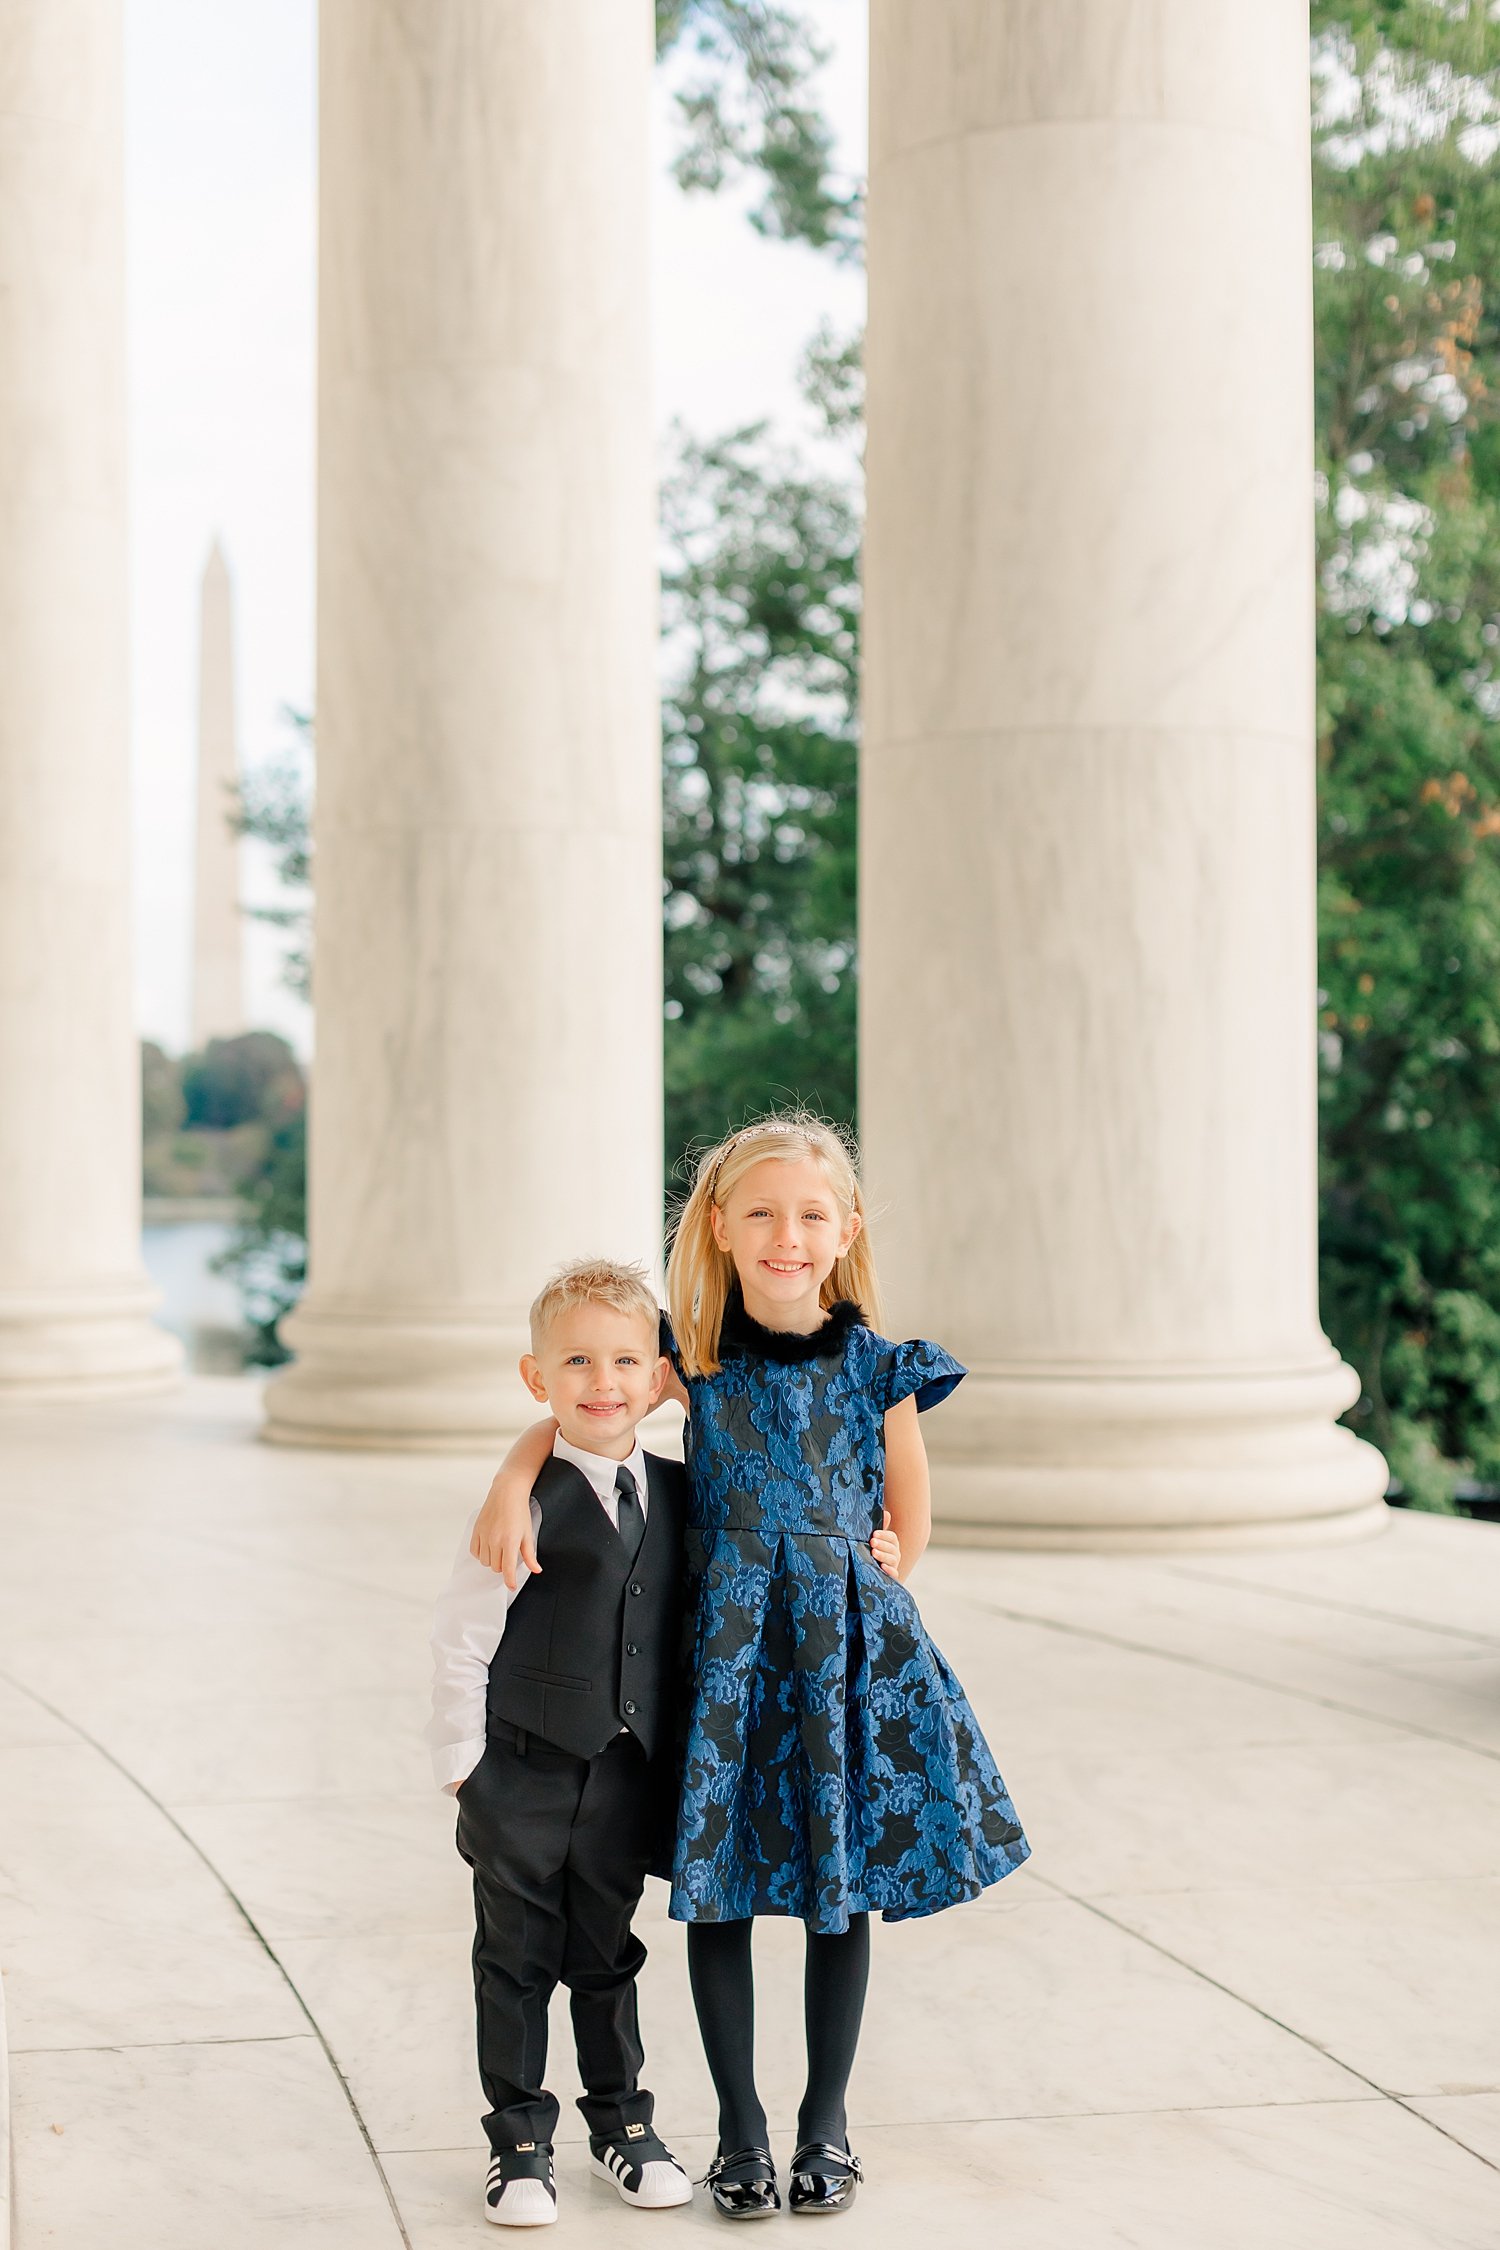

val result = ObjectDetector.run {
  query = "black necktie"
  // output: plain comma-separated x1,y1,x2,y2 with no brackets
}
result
614,1464,645,1567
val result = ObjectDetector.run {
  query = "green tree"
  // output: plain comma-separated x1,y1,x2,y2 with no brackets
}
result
211,1108,307,1366
141,1032,302,1202
1313,3,1500,1505
232,709,312,1001
654,0,861,257
141,1040,186,1142
215,722,313,1342
181,1030,303,1132
661,420,861,1172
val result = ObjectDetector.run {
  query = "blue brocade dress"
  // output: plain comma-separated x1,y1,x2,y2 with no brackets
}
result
665,1295,1030,1934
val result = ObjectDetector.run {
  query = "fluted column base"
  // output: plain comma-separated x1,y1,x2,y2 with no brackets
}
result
926,1349,1390,1550
0,1278,182,1399
261,1301,538,1453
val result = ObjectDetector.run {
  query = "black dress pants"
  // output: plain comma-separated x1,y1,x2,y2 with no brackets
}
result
455,1724,661,2152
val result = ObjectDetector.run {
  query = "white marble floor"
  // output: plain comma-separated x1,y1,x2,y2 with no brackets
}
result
2,1379,1498,2247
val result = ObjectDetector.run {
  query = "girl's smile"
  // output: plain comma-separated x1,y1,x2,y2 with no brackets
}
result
709,1155,862,1331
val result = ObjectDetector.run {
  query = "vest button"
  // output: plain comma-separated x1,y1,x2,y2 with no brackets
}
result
623,1700,637,1715
626,1643,639,1656
629,1582,643,1595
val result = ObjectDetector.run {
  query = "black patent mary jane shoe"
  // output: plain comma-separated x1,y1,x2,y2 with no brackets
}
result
702,2146,780,2220
787,2142,862,2215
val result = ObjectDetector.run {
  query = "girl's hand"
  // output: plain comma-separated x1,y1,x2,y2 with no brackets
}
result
471,1417,556,1586
871,1509,901,1578
471,1474,538,1586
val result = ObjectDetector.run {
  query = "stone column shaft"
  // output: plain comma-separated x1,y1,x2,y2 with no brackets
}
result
0,0,179,1397
861,0,1386,1543
264,0,661,1449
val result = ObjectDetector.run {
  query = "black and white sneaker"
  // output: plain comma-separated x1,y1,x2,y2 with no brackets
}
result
589,2123,693,2208
485,2142,557,2227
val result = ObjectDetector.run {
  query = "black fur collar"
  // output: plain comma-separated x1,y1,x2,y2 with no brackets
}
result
720,1289,864,1363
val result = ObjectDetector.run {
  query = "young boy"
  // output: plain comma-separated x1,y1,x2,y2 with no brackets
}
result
426,1260,692,2227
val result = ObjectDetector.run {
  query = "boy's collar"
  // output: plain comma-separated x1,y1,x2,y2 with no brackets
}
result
552,1427,648,1497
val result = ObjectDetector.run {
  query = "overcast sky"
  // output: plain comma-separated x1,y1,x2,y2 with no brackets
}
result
125,0,867,1054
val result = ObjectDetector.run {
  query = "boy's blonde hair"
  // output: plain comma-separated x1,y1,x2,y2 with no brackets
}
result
666,1109,883,1377
528,1259,661,1357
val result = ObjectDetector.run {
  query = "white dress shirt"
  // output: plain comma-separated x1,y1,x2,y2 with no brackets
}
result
425,1432,651,1792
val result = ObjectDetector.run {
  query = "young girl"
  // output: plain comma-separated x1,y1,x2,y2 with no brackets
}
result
472,1113,1029,2218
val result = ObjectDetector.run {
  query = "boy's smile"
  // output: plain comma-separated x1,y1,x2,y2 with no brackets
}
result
519,1302,666,1460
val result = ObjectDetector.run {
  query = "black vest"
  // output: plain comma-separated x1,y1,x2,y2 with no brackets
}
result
486,1450,685,1760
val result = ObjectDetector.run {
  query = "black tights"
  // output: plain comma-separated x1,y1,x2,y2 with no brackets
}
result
686,1917,871,2165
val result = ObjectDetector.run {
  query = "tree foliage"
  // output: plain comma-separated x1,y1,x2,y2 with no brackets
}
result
210,1108,307,1366
141,1039,186,1142
661,422,861,1173
1313,4,1500,1504
654,0,862,257
142,1032,304,1201
181,1030,304,1133
1314,0,1499,70
231,710,313,1001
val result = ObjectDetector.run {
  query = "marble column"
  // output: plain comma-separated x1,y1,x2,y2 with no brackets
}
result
0,1,180,1398
264,0,661,1449
190,542,246,1050
861,0,1388,1545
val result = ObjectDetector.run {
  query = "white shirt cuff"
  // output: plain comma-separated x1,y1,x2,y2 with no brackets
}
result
431,1736,486,1793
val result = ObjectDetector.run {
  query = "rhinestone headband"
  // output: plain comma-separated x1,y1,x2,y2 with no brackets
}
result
708,1120,806,1202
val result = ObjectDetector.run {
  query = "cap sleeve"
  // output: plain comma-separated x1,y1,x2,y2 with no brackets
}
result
874,1336,966,1415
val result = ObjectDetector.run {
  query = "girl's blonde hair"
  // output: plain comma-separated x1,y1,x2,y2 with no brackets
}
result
666,1109,883,1376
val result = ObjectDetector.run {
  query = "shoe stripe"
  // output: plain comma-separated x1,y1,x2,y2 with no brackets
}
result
595,2147,680,2202
591,2142,690,2203
486,2156,555,2194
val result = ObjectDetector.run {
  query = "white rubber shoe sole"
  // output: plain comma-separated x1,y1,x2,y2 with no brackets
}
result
485,2177,557,2227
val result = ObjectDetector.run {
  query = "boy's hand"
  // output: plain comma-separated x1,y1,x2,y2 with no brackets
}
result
871,1509,901,1578
471,1475,540,1589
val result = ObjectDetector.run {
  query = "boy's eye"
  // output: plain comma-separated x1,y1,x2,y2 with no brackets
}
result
565,1354,588,1366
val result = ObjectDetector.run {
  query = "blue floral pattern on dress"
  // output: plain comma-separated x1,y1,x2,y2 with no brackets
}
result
666,1309,1030,1933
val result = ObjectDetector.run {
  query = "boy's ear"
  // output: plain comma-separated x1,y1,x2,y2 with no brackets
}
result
647,1353,669,1407
519,1353,549,1405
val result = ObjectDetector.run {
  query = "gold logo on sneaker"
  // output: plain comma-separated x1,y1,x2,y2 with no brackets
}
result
626,2122,646,2139
515,2141,536,2152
